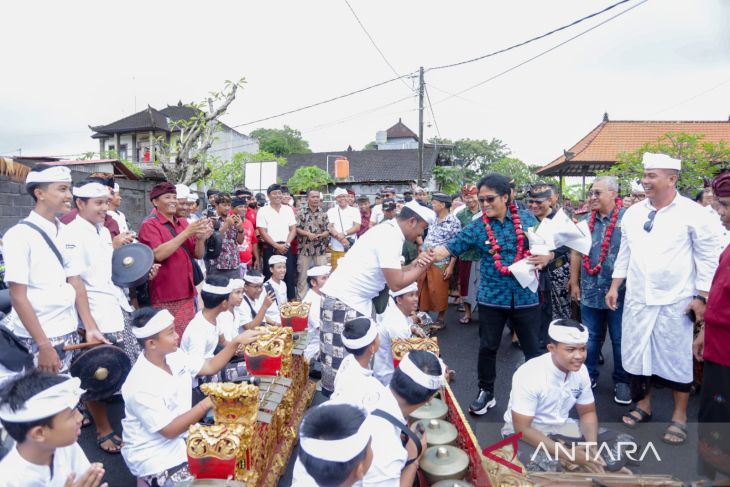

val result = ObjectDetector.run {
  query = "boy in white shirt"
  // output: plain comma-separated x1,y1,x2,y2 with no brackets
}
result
502,318,614,473
332,317,386,412
264,255,288,325
301,265,330,363
293,403,373,487
235,271,276,330
121,307,260,485
217,279,245,343
0,369,107,487
181,275,235,364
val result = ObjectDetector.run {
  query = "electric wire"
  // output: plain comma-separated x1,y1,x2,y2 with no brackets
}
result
424,86,441,138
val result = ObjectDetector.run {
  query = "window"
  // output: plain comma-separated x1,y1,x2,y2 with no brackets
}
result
119,144,128,160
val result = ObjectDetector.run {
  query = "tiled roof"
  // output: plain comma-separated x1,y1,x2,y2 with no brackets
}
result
45,158,141,180
159,102,199,122
279,147,449,184
90,107,170,135
537,119,730,176
386,118,418,140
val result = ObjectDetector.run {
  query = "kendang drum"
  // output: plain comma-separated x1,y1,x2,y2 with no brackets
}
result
244,327,285,376
391,337,439,368
279,301,310,332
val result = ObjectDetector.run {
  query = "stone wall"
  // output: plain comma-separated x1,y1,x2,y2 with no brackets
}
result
0,171,157,234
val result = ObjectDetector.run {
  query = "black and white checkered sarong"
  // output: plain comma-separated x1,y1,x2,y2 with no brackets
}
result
318,294,364,393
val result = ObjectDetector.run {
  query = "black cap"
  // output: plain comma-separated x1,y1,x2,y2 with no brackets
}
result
431,192,451,204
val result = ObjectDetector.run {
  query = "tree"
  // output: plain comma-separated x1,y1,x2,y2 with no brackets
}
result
430,137,510,179
598,132,730,194
488,157,540,189
362,141,378,150
432,166,463,195
155,78,246,185
287,166,333,194
249,126,311,157
205,150,285,193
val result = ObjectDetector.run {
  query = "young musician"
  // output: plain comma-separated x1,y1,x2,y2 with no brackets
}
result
0,370,107,487
235,270,276,330
293,403,373,487
331,317,386,411
301,265,330,362
120,308,259,485
264,255,288,325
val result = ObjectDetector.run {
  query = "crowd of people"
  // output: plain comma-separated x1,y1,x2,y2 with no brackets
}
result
0,152,729,485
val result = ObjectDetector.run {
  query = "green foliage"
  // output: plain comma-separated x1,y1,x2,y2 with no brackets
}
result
249,126,311,157
205,150,286,192
79,149,143,178
362,141,378,150
287,166,333,194
432,166,463,195
598,132,730,194
430,137,510,179
488,157,541,189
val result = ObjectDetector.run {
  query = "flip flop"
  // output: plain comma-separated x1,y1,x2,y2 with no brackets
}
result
622,406,652,429
459,316,472,324
97,432,123,454
661,421,687,446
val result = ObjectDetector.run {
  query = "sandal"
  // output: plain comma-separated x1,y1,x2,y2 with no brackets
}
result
429,321,446,333
457,305,465,312
662,421,687,446
622,406,652,429
459,316,472,324
97,432,123,454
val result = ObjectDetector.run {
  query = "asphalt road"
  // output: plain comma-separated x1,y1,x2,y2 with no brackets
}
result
79,302,708,485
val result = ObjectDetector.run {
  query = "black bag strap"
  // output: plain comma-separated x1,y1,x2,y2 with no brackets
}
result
243,295,257,318
164,222,195,262
372,408,422,467
20,221,64,267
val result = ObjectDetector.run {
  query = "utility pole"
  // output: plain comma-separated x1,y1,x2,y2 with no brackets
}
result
417,66,425,187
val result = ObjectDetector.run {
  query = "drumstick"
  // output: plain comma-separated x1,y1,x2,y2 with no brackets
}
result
59,336,118,352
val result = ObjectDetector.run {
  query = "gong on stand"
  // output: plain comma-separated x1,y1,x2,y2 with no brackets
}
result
112,243,154,288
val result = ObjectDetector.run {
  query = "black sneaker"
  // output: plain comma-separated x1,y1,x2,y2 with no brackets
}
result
469,389,496,416
614,382,631,405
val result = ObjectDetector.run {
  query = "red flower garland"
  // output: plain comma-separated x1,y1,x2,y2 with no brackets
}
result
582,198,622,276
482,203,526,276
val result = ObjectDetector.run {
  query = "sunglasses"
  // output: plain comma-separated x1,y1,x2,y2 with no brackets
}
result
588,190,603,198
527,198,548,205
643,210,656,233
478,195,500,204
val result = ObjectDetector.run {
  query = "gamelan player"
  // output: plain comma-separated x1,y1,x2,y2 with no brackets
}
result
120,307,259,485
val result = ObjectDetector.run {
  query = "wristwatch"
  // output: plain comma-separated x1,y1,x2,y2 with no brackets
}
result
693,295,707,304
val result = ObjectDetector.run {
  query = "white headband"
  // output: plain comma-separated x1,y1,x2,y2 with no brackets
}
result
307,265,331,278
390,282,417,298
25,166,72,184
229,279,244,289
202,282,233,295
300,409,371,462
404,200,436,226
113,183,120,193
548,320,589,345
175,184,191,199
399,352,446,390
269,255,287,265
0,376,84,422
333,188,348,197
244,274,264,285
341,319,378,349
72,182,110,198
132,309,175,338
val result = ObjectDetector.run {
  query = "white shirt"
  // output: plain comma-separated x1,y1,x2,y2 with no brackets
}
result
332,354,387,412
503,352,594,427
707,206,730,252
265,278,287,325
370,204,384,224
2,211,78,338
0,443,90,487
302,288,321,360
235,293,265,328
321,219,405,316
612,194,720,304
362,389,409,486
328,204,361,252
374,299,413,386
107,209,129,233
256,204,296,243
180,311,220,363
121,350,203,477
62,216,130,333
217,310,237,342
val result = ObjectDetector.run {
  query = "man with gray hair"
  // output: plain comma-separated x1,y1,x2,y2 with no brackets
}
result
606,153,720,445
569,176,631,404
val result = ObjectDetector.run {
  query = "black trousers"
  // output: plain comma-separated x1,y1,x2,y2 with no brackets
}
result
262,243,297,300
698,360,730,478
477,304,541,391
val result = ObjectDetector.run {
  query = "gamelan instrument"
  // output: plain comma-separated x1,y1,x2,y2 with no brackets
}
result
391,336,439,367
187,326,316,486
279,301,310,332
111,242,154,288
68,341,131,401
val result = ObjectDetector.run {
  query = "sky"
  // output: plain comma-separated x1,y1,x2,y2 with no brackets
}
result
1,0,729,168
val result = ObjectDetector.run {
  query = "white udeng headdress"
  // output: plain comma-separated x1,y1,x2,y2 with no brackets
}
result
398,351,446,390
25,166,72,184
548,319,589,345
132,309,175,338
341,318,378,349
299,405,371,462
0,376,84,422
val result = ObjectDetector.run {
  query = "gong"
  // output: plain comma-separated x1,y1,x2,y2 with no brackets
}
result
111,243,154,288
69,345,131,401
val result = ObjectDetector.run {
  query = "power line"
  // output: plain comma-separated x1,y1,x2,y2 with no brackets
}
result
428,0,634,72
228,71,416,129
433,0,649,105
424,86,441,138
651,76,730,116
343,0,413,92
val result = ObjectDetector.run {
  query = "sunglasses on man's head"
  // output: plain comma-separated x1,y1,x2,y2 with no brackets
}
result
478,195,500,204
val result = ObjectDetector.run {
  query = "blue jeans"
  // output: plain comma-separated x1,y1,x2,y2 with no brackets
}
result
581,303,629,384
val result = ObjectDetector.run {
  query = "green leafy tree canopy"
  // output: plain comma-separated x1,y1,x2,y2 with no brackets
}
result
598,132,730,194
250,126,311,157
205,150,285,193
430,137,510,179
287,166,334,194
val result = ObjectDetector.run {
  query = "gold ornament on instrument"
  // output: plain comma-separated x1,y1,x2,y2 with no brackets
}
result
391,337,440,361
187,423,247,460
279,301,310,318
200,383,259,426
